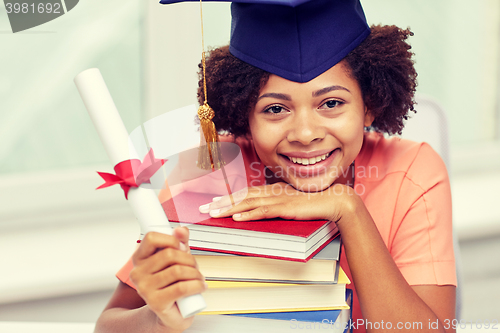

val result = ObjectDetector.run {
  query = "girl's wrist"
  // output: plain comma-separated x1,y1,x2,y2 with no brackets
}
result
144,306,179,333
328,184,363,232
154,316,182,333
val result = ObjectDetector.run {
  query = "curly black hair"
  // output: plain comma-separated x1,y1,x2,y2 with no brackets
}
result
198,25,417,137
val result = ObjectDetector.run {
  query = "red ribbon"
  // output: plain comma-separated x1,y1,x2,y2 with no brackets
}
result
97,148,166,199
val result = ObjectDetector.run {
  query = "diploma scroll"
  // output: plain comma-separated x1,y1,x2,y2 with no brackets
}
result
74,68,206,318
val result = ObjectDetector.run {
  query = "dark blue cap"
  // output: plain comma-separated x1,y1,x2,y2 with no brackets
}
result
160,0,370,83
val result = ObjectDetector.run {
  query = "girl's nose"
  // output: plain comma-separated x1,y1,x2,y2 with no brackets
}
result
286,110,326,145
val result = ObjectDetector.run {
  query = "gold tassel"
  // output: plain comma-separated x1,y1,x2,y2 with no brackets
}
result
197,102,224,170
196,0,233,205
197,0,225,171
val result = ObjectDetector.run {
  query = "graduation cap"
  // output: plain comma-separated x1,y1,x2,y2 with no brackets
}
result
160,0,370,83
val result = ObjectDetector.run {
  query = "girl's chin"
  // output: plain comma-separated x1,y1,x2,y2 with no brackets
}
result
287,177,335,193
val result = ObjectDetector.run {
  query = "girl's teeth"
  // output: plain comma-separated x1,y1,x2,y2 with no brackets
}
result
288,152,332,166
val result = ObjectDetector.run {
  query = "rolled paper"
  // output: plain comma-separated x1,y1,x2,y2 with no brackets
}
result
74,68,206,318
74,68,138,164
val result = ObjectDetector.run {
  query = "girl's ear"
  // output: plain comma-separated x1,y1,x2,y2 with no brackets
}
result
364,108,375,127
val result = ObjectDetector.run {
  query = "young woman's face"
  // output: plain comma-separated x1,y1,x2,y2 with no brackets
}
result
248,61,374,192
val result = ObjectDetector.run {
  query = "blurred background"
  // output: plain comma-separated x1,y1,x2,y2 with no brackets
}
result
0,0,499,324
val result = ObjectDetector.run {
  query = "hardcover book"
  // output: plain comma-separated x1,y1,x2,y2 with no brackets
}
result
198,267,350,315
192,236,342,283
163,191,339,261
185,290,353,333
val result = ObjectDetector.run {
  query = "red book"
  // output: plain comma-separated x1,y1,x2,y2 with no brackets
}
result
162,191,338,262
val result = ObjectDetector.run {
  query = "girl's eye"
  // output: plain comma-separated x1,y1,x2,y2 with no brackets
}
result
263,105,287,114
319,100,342,109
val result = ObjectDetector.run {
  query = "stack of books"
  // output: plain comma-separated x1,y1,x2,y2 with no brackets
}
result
162,191,352,332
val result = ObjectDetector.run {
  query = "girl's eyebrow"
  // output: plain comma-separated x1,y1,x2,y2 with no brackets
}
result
312,85,350,97
258,85,350,101
257,92,292,101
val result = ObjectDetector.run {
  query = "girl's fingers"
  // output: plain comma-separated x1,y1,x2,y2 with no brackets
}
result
200,184,287,214
172,227,189,244
210,195,278,218
144,265,205,291
134,227,190,264
130,250,204,296
133,232,182,265
147,279,208,313
199,188,249,213
198,183,300,219
231,204,283,221
143,247,197,274
172,227,190,252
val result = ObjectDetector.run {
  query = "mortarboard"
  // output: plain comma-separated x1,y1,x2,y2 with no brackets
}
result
160,0,370,83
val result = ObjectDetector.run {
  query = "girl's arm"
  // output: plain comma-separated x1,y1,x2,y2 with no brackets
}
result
95,282,164,333
203,183,456,333
94,228,206,333
338,189,455,333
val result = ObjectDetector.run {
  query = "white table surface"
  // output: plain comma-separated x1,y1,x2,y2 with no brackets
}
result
0,322,95,333
0,321,496,333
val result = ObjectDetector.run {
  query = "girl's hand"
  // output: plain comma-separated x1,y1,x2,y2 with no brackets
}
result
199,182,357,223
130,227,207,333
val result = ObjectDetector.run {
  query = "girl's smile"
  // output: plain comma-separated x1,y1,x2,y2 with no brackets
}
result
248,61,374,192
278,147,341,178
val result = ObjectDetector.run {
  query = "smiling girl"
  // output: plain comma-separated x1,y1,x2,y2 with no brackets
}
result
194,34,456,332
95,1,457,333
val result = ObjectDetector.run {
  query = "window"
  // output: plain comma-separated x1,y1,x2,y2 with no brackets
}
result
362,0,500,175
0,0,143,303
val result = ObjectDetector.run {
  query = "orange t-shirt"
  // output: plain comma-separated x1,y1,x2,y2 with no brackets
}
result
341,131,457,329
116,131,457,326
